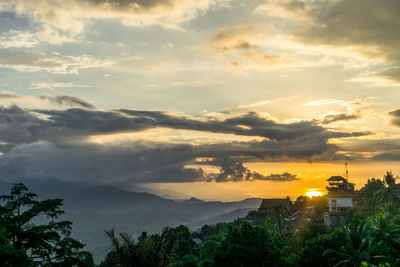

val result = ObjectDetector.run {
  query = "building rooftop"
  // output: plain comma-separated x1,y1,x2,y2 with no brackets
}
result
327,190,354,198
327,176,347,182
259,198,291,209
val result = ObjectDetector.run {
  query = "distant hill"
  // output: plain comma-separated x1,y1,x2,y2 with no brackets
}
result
0,179,261,263
182,197,205,204
198,208,255,225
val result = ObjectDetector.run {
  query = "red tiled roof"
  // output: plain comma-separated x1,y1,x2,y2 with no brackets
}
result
259,198,290,209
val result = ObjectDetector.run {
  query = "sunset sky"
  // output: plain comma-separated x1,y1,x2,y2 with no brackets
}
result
0,0,400,200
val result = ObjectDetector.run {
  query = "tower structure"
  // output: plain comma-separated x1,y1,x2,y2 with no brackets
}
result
323,163,355,228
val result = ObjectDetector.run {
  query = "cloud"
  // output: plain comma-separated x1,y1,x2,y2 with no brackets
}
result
389,109,400,127
294,0,400,82
0,139,304,184
170,80,205,87
0,49,111,74
304,99,343,106
262,172,298,181
321,112,360,124
205,158,299,182
0,0,215,35
372,152,400,161
222,100,271,114
0,141,205,183
207,24,260,51
30,80,91,90
0,105,43,147
39,95,95,109
207,24,290,68
254,0,309,21
0,30,38,48
0,105,371,185
0,92,22,99
0,139,306,185
0,26,76,48
0,106,367,148
374,68,400,84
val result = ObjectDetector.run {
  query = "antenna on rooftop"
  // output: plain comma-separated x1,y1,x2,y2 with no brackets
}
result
345,162,349,181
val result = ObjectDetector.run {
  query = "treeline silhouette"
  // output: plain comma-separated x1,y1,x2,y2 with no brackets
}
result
1,172,400,266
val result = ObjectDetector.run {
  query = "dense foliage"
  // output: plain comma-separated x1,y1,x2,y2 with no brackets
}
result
2,171,400,266
100,171,400,267
0,183,94,267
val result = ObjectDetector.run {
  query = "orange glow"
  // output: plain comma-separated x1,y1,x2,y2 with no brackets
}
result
306,190,322,198
135,161,400,201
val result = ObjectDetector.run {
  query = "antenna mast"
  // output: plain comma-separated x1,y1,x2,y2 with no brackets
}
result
345,162,349,181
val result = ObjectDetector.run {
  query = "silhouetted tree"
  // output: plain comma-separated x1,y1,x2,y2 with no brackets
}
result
376,171,400,207
356,178,385,216
104,225,194,267
0,227,32,266
0,183,94,266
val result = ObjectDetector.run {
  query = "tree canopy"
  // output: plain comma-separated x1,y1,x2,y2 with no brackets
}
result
0,183,94,267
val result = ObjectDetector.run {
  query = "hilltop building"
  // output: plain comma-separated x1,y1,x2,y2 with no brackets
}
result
259,197,292,213
323,175,355,228
244,197,294,223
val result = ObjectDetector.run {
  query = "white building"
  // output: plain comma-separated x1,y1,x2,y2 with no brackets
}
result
323,176,355,228
327,190,353,212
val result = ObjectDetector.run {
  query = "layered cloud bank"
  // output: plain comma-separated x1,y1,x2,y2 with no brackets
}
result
0,99,378,186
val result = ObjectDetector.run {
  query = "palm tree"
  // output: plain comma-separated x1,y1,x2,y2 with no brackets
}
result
105,227,181,267
367,212,400,262
375,171,400,207
324,221,387,266
105,229,138,267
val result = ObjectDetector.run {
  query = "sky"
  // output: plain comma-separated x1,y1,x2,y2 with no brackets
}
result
0,0,400,201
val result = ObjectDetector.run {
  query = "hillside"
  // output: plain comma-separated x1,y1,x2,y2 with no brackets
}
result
0,179,261,262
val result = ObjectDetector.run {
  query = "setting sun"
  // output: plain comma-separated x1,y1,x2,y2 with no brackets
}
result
306,190,323,198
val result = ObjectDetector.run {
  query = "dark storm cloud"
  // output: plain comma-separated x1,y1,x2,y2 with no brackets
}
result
336,138,400,162
0,141,205,184
20,108,368,147
372,152,400,161
204,158,299,182
389,109,400,127
0,105,371,150
119,110,367,141
0,105,371,184
0,140,303,185
0,105,43,147
321,112,360,124
338,138,400,153
39,95,95,109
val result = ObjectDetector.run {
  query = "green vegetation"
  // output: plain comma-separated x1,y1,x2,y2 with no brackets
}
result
99,171,400,267
1,171,400,266
0,183,94,267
